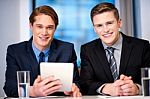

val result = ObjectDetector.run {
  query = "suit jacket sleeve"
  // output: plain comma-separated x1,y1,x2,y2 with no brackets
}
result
80,45,104,95
71,48,80,85
3,45,19,97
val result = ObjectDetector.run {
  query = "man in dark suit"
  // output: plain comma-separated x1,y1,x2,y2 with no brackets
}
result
4,5,81,97
80,2,150,96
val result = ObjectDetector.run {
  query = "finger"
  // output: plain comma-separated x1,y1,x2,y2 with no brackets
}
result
77,92,82,97
64,91,74,96
124,76,132,80
64,91,72,95
122,86,131,92
45,84,62,95
71,83,76,91
121,82,132,89
40,76,55,86
115,86,123,96
122,92,131,96
72,89,82,97
122,89,135,96
34,75,41,85
64,84,76,96
120,74,126,80
114,80,125,87
122,83,139,96
66,83,81,97
43,79,62,90
121,85,133,95
120,74,132,81
72,90,78,97
123,79,133,85
74,91,82,97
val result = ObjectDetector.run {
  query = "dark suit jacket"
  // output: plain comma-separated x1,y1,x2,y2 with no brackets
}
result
80,33,150,95
3,38,79,97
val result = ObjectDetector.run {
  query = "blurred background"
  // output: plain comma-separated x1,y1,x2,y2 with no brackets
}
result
35,0,106,66
0,0,150,96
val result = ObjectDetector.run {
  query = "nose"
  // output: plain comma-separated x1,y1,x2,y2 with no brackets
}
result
103,25,109,33
42,28,48,35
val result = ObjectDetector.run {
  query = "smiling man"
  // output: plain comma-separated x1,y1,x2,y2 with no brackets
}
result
4,5,81,97
80,2,150,96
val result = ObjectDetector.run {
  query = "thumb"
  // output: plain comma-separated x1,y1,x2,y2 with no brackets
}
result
34,75,41,84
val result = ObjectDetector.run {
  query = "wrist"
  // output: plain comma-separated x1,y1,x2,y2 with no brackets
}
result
102,83,111,95
29,86,36,97
134,84,140,95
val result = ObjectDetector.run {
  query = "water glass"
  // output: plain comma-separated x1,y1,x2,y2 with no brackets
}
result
141,68,150,96
17,71,30,98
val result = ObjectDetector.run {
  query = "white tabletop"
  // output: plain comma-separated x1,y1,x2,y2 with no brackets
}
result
4,95,150,99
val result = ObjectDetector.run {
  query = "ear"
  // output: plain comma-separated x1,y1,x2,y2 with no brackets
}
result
118,19,122,28
92,22,98,33
29,23,33,29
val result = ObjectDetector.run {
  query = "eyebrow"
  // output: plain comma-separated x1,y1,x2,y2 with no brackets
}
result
94,20,115,26
35,24,55,27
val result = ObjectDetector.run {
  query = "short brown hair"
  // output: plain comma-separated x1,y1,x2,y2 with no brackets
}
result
90,2,119,22
29,5,59,28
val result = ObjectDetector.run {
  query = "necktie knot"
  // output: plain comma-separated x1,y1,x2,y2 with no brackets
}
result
106,47,115,55
39,52,45,63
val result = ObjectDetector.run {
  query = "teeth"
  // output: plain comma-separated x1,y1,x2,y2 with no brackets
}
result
40,37,48,40
103,33,111,37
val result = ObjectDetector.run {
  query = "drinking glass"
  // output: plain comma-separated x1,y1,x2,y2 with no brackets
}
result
141,68,150,96
17,71,30,98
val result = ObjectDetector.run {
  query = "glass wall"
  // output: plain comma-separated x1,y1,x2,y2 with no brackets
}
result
35,0,115,66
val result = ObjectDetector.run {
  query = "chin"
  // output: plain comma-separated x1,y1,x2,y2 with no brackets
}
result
104,41,113,46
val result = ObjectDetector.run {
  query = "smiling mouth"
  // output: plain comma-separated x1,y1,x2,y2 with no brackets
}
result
103,32,113,38
39,37,49,41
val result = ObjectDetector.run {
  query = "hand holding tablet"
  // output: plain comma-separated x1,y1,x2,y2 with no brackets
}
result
40,62,74,92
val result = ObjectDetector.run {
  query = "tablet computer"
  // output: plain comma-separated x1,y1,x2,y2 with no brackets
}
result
40,62,74,92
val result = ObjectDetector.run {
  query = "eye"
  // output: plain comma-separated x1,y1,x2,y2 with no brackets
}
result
97,24,102,27
47,26,54,29
46,25,55,30
37,25,43,29
94,24,102,28
106,21,114,25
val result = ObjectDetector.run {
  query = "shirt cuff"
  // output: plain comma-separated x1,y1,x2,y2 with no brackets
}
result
96,84,106,94
135,83,142,95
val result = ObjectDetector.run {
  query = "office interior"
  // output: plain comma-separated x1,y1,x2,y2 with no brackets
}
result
0,0,150,97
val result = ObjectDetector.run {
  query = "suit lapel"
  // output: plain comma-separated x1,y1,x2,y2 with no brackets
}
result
94,39,113,81
119,34,133,75
48,39,58,62
26,38,39,76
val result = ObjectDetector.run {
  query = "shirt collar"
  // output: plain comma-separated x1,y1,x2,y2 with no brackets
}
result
102,33,123,50
32,43,50,57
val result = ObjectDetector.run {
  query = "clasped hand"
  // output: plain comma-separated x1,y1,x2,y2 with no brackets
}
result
29,75,82,97
102,74,139,96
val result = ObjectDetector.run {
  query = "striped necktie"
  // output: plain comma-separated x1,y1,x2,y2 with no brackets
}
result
106,47,118,81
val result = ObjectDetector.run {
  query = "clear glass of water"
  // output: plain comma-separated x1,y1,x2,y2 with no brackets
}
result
17,71,30,98
141,68,150,96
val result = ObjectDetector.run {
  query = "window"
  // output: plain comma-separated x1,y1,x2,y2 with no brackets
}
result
35,0,115,66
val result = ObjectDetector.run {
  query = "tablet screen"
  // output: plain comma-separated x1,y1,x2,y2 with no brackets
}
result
40,62,74,92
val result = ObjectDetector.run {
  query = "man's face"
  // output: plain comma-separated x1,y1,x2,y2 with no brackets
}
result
30,14,56,51
93,11,122,46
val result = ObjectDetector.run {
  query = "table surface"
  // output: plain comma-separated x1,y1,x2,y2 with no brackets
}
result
4,95,150,99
